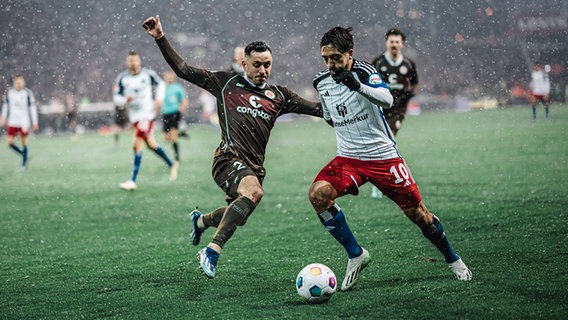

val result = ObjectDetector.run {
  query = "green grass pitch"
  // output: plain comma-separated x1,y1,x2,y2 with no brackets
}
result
1,105,567,319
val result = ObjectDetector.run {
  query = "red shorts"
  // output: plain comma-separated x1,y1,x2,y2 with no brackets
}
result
133,120,154,139
7,126,29,137
314,156,422,209
531,94,548,104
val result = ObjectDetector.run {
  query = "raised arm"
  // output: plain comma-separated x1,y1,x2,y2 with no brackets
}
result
143,15,208,87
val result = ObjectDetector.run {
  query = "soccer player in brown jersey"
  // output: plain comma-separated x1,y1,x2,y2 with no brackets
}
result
143,15,323,278
370,28,418,199
372,28,418,136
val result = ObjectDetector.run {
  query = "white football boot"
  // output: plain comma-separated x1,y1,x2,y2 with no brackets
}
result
448,258,472,281
341,247,371,291
119,180,137,191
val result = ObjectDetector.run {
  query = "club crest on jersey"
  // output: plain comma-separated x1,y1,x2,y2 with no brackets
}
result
399,65,408,75
249,95,263,109
264,90,275,99
368,74,383,85
336,102,347,117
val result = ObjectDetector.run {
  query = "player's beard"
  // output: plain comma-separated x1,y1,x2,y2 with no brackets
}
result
129,66,141,75
389,47,400,57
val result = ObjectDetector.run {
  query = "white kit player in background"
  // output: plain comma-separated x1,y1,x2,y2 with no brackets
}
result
1,75,39,171
113,50,178,191
529,63,551,121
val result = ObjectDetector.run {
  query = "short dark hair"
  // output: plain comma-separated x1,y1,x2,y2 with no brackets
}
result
128,50,139,57
320,27,354,53
385,28,406,42
244,41,272,57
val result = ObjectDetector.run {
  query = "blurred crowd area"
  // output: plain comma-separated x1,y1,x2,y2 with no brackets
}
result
1,0,566,134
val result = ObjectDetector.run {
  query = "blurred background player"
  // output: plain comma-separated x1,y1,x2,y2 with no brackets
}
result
1,75,39,171
111,83,130,147
198,87,218,127
310,27,471,291
162,70,189,163
113,50,178,191
230,46,245,74
63,93,78,139
370,28,418,199
529,63,551,121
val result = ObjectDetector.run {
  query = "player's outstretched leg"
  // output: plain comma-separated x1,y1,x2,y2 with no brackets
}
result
422,214,472,281
9,143,23,156
197,247,219,278
190,209,205,246
342,247,371,291
120,152,142,190
317,203,370,290
21,145,29,169
151,145,178,180
196,197,256,278
189,207,227,246
448,257,472,281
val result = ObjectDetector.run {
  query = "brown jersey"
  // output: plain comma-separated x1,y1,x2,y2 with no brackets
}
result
156,36,322,173
371,53,418,100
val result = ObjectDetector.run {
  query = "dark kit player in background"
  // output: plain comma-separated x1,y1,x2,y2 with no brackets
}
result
372,28,418,136
371,28,418,199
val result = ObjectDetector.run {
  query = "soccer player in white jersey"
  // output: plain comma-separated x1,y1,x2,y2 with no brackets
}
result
1,75,39,170
113,51,178,190
529,63,551,121
310,27,471,291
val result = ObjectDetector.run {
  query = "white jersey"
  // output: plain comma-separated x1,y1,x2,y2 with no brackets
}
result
529,70,550,96
313,59,399,161
113,68,165,123
1,87,38,129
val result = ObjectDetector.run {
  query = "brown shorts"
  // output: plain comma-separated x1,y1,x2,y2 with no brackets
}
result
212,152,265,203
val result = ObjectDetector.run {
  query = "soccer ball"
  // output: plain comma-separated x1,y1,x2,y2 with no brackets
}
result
296,263,337,303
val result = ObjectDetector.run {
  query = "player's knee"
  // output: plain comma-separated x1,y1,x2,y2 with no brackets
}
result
253,187,264,203
309,183,334,208
237,176,264,204
242,186,263,204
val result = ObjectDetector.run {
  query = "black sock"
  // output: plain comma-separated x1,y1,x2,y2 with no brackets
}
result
172,142,179,161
